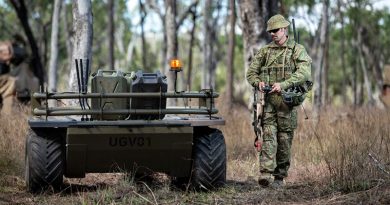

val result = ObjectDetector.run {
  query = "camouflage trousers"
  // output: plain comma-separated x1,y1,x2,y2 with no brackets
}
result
258,94,297,179
0,75,16,115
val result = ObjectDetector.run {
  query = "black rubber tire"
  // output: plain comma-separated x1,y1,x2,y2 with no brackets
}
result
191,127,226,191
25,130,64,194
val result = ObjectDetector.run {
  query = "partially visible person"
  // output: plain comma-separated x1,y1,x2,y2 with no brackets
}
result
0,40,39,114
380,65,390,108
0,41,17,114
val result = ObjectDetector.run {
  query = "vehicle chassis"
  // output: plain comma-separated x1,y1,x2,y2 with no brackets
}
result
25,90,226,193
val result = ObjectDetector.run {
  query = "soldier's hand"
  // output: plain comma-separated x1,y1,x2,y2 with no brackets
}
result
270,83,281,93
258,82,265,92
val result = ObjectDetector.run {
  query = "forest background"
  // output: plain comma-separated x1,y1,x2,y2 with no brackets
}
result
1,0,390,204
2,0,390,110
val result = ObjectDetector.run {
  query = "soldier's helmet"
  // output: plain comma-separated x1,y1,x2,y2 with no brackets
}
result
266,14,290,32
384,65,390,86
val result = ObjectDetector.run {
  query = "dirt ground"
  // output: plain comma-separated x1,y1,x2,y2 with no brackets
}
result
1,167,390,205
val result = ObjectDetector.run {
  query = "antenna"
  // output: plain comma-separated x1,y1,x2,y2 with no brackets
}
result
292,18,298,43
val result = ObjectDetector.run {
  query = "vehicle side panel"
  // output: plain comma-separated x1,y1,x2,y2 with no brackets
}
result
65,126,193,178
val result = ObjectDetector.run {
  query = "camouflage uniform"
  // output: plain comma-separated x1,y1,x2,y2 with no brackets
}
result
0,74,16,115
246,15,312,180
0,41,38,114
380,65,390,108
0,41,16,115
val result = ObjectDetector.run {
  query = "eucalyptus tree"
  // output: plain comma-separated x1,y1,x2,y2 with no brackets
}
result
186,2,198,91
313,0,330,116
68,0,93,106
238,0,279,72
202,0,218,89
48,0,62,93
226,0,236,108
108,0,115,70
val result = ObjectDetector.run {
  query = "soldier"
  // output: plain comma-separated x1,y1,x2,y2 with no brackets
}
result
0,41,17,115
380,65,390,108
0,40,39,114
246,14,312,188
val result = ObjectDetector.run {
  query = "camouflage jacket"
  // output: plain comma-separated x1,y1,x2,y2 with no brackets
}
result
246,37,312,90
380,95,390,108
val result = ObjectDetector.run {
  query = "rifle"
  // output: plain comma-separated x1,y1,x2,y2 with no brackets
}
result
252,85,271,152
292,18,299,44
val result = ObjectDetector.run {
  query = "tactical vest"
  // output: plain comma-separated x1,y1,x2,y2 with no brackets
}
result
260,45,295,85
260,43,310,107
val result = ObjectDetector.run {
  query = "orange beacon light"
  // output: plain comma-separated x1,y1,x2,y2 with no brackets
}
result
170,59,182,72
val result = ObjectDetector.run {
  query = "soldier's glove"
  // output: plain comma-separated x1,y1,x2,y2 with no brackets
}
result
254,138,262,152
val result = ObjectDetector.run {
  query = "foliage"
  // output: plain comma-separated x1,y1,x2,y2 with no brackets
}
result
0,0,388,104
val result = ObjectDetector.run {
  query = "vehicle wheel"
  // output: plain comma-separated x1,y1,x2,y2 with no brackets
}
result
191,128,226,191
25,130,64,194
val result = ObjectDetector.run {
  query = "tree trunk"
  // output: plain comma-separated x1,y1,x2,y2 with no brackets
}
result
357,28,374,105
337,0,347,104
202,0,213,89
202,0,221,89
352,54,358,106
62,2,73,73
360,31,383,94
108,0,115,70
238,0,267,71
139,0,148,70
321,19,329,106
226,0,236,108
146,0,167,73
48,0,62,93
68,0,93,105
357,81,363,106
186,6,197,91
313,0,329,117
126,37,136,65
9,0,45,86
165,0,177,106
42,23,49,72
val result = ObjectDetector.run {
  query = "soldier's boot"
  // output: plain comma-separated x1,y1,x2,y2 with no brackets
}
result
258,173,273,187
270,177,284,189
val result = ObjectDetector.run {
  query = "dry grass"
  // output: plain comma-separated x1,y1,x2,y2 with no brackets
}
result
0,105,30,179
1,100,390,204
296,107,390,192
217,99,390,203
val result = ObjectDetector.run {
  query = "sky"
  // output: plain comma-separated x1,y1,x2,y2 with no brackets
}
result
373,0,390,9
126,0,390,36
1,0,388,36
286,0,390,34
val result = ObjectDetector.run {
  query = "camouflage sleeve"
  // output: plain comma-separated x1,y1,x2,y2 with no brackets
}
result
246,48,266,87
280,44,312,90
